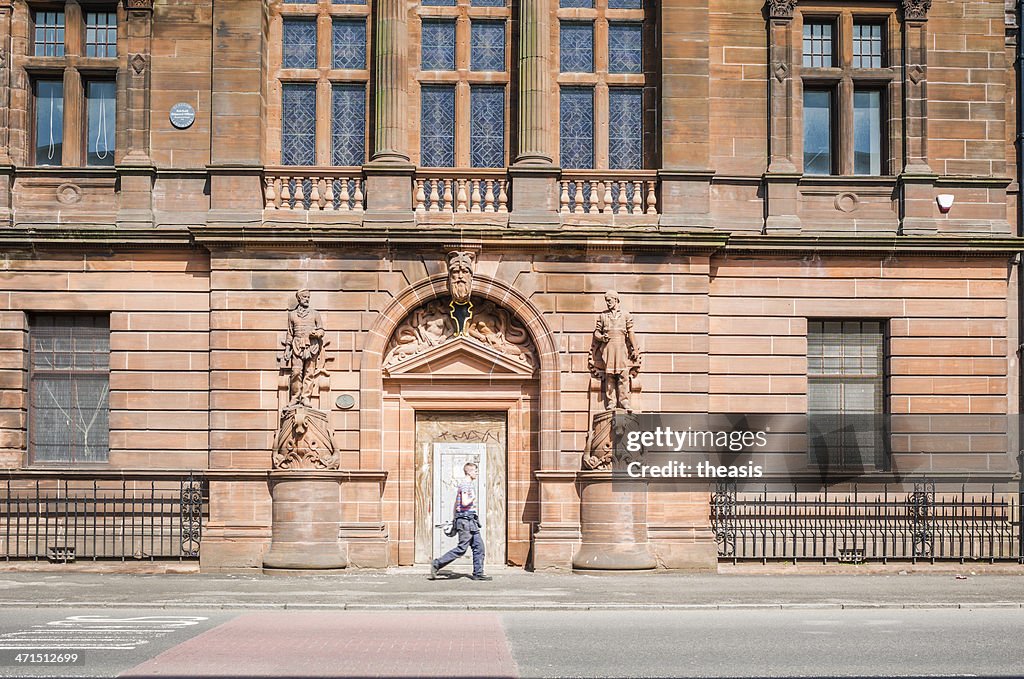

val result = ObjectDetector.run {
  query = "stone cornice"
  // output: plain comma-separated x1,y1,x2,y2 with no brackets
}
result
2,226,1020,258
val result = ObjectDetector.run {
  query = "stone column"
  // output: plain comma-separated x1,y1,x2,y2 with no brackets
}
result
508,0,558,225
0,0,13,225
117,0,156,228
763,0,801,232
364,0,415,216
659,0,714,229
899,0,937,234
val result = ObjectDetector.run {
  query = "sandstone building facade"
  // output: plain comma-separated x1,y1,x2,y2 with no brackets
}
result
0,0,1021,570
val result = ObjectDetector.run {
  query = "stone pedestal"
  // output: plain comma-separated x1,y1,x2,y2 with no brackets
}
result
573,471,656,571
263,470,348,572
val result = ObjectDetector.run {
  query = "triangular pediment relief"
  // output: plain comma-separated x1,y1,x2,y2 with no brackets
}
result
384,336,536,379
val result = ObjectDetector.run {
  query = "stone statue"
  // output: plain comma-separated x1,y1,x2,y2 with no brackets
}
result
589,290,641,412
281,289,325,407
273,288,337,471
447,250,475,305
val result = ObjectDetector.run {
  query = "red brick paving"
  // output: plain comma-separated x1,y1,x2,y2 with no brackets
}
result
119,612,519,678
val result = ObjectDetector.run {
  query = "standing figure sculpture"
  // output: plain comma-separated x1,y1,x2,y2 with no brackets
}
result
282,289,325,406
590,290,641,412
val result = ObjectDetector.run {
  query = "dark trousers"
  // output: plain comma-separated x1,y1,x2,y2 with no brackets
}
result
435,513,485,576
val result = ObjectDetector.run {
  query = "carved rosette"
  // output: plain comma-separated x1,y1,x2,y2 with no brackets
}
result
902,0,931,20
383,295,537,371
272,405,339,470
767,0,797,19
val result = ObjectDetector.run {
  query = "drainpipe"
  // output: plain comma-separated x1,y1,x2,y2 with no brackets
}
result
1017,0,1024,563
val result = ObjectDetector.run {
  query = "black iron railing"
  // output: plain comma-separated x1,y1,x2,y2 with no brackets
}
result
0,473,207,561
712,481,1023,564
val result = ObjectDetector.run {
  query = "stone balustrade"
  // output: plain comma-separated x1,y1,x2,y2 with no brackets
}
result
414,171,509,214
558,171,658,215
264,169,365,211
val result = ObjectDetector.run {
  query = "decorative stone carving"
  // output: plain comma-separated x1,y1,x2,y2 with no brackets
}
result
766,0,797,19
130,53,148,75
123,0,154,10
384,296,536,371
447,250,475,305
902,0,931,20
280,289,327,407
272,405,339,470
589,291,641,412
55,183,82,205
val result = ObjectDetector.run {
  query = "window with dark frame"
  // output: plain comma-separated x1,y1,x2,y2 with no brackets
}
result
800,11,893,176
29,314,110,465
33,10,65,57
29,5,118,166
85,80,116,166
807,320,887,471
33,79,64,166
85,11,117,58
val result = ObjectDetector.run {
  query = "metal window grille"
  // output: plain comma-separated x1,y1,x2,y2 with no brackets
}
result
853,22,884,68
802,21,833,67
85,12,117,58
34,11,65,57
29,315,110,465
807,320,886,470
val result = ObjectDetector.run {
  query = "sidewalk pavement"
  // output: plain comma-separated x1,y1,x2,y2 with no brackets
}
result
0,564,1022,611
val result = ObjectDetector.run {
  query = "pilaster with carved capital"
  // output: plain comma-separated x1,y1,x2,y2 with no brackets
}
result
764,0,801,232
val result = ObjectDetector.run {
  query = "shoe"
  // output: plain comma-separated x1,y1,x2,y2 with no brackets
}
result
469,574,492,581
429,560,439,580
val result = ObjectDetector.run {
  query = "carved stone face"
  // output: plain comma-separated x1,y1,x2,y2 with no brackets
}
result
605,292,619,311
447,252,475,304
296,289,311,308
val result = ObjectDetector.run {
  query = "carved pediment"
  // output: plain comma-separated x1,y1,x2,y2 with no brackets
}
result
383,295,538,375
385,336,536,378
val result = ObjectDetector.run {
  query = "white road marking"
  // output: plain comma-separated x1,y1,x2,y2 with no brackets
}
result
0,615,208,651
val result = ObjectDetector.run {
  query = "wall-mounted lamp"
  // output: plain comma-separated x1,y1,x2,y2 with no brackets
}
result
936,194,955,214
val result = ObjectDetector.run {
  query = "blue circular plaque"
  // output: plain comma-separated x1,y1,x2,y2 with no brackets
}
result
169,103,196,129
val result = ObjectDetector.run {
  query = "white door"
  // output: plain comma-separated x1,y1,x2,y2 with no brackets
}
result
432,442,487,560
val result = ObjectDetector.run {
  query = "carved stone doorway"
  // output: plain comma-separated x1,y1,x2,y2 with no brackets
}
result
414,411,507,565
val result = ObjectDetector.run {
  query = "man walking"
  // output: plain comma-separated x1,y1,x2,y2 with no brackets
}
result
430,462,491,581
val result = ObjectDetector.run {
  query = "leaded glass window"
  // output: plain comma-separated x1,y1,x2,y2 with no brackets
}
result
333,0,366,4
471,86,504,168
85,12,117,58
608,88,642,169
86,81,116,167
560,21,594,73
283,18,317,69
608,0,642,7
333,19,367,69
560,0,593,6
608,22,642,74
560,87,594,169
332,84,365,166
34,80,63,166
33,11,65,57
281,83,316,165
29,315,110,465
471,0,506,6
421,20,456,71
471,20,505,72
853,22,884,68
421,85,456,167
422,0,456,5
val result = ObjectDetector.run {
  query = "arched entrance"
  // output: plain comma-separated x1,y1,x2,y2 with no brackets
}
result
358,274,560,567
